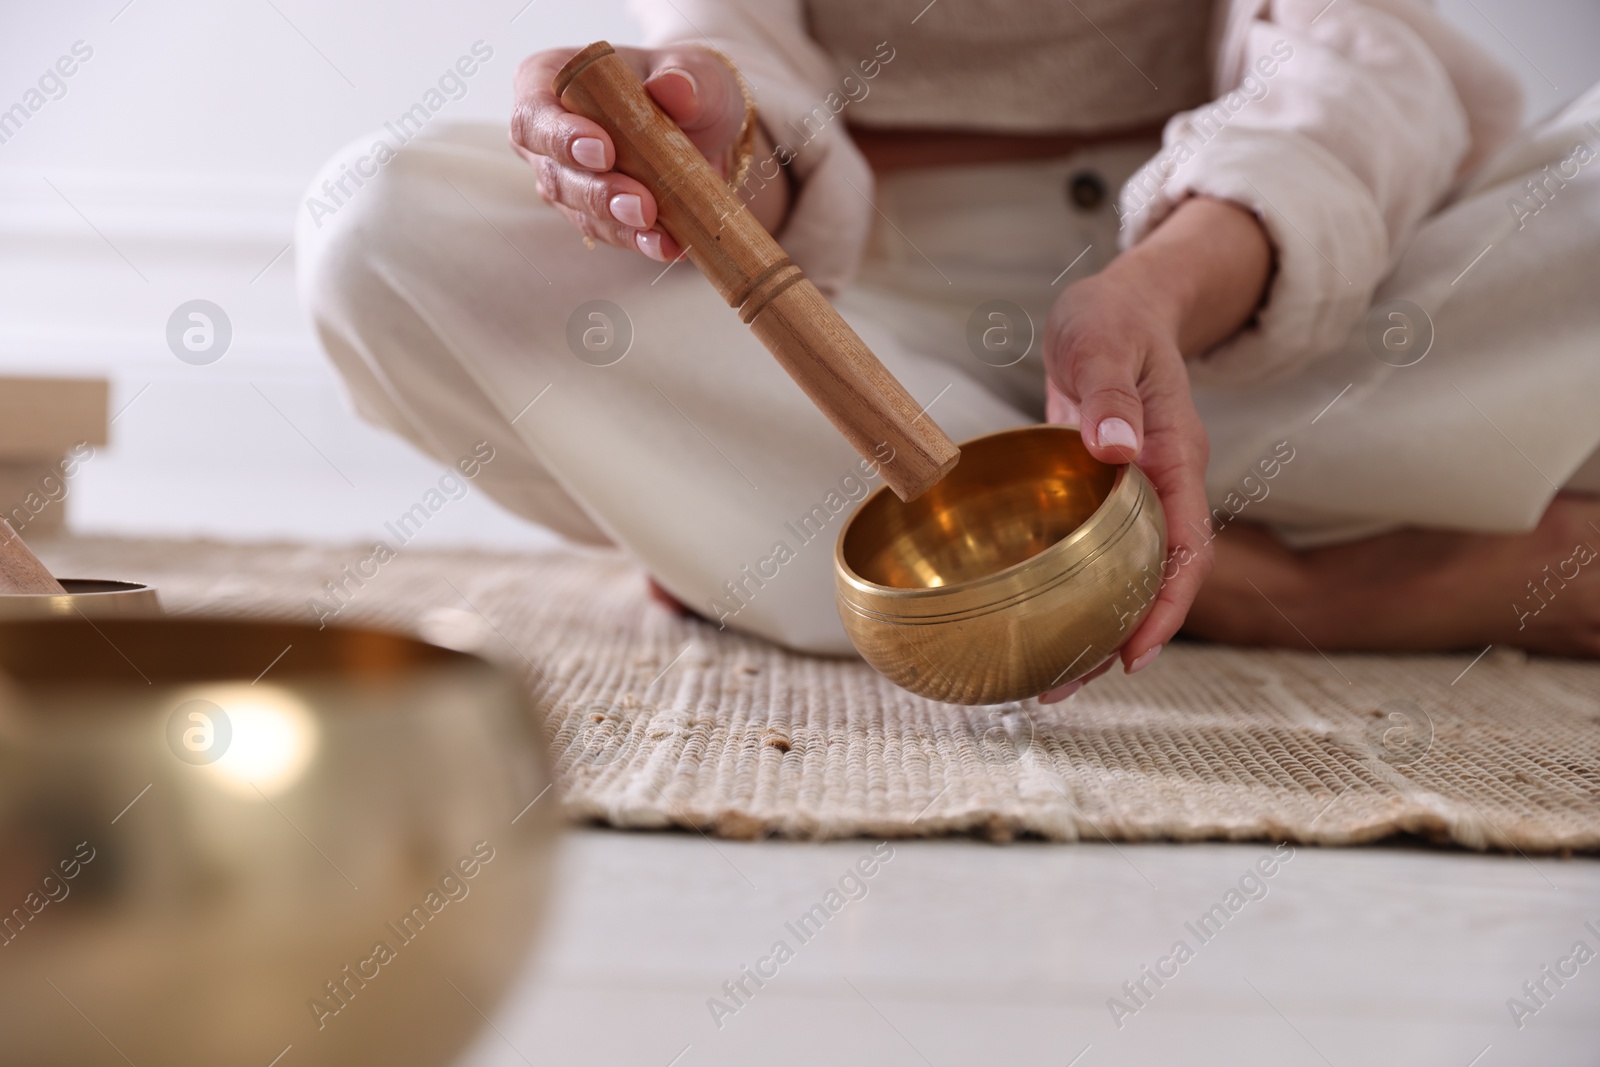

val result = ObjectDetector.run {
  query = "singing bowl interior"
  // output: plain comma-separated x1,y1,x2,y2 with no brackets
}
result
0,617,558,1067
842,426,1116,591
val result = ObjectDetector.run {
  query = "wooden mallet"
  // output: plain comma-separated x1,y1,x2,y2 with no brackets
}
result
554,42,960,502
0,520,66,595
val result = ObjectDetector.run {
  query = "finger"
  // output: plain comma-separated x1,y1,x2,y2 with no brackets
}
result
644,50,737,132
1083,658,1117,683
534,157,659,232
547,196,683,263
1044,378,1082,427
510,50,617,172
637,48,746,171
633,228,686,263
1061,344,1146,466
549,202,638,253
1038,679,1082,704
1121,433,1215,670
1124,534,1213,669
1037,654,1116,703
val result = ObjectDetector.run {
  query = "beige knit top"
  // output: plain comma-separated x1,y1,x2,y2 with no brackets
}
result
802,0,1214,133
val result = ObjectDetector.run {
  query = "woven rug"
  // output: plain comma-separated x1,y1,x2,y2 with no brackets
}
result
32,536,1600,853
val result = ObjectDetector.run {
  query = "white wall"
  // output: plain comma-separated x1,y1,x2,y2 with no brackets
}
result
0,0,638,547
0,0,1594,547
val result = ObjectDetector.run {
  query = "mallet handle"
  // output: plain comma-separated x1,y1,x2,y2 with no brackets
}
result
554,42,960,501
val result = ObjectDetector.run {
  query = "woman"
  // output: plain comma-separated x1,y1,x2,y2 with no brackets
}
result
297,0,1600,698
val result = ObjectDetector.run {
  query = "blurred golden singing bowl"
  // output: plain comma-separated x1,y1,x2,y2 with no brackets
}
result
835,424,1166,705
0,578,161,619
0,616,558,1067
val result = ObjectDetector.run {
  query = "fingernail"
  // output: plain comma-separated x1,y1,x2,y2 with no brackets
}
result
571,136,607,170
610,193,647,229
1039,679,1085,704
1097,417,1139,454
652,67,699,98
635,230,665,261
1128,644,1163,673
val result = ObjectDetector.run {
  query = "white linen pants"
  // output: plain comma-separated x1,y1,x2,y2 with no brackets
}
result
296,89,1600,657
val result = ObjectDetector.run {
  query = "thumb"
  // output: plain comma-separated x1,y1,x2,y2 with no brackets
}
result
1067,350,1144,465
643,49,739,133
643,65,702,125
642,50,744,175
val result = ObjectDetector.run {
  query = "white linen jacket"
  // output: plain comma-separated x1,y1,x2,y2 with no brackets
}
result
631,0,1523,385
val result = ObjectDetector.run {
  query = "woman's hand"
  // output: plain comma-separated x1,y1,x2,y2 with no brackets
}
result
510,45,788,261
1039,196,1273,700
1041,269,1214,698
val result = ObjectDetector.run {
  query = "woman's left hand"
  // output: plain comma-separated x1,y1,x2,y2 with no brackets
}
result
1037,196,1274,701
1040,264,1216,700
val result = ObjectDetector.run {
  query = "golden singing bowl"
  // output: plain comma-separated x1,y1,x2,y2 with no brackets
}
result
0,578,161,619
0,616,559,1067
835,424,1166,705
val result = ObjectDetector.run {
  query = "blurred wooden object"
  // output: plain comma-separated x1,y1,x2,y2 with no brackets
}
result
0,461,70,535
0,519,65,594
0,376,107,535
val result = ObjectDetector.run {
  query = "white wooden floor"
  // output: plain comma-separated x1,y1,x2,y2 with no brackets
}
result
456,829,1600,1067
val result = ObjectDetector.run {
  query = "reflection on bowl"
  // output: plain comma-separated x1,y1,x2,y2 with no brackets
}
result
836,424,1166,705
0,617,559,1067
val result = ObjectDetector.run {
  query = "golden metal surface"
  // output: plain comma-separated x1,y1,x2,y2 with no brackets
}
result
836,425,1166,705
0,617,558,1066
0,578,162,619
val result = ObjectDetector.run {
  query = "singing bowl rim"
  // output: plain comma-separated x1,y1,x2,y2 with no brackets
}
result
0,613,493,685
1,578,155,595
0,578,163,619
834,424,1146,613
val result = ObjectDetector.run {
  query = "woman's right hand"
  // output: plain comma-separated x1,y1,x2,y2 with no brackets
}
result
510,45,759,262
